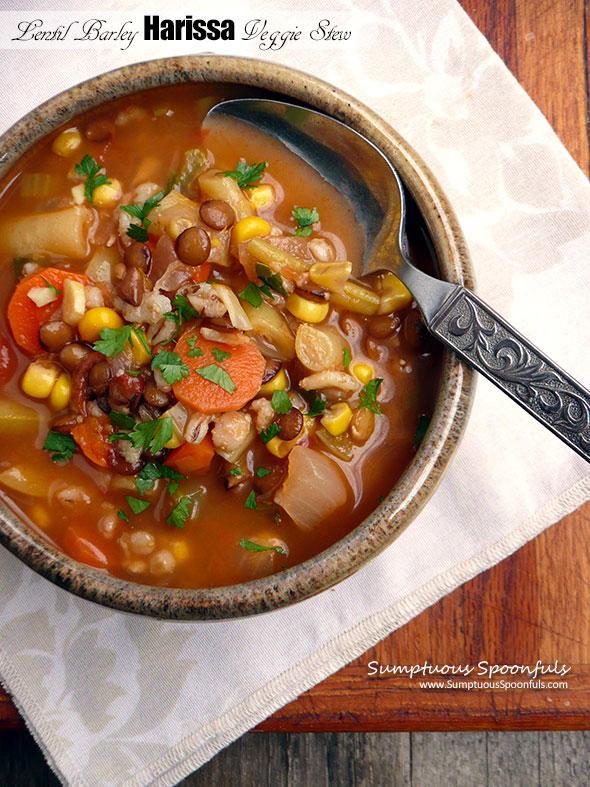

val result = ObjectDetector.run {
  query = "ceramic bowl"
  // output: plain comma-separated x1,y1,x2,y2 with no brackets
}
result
0,56,474,619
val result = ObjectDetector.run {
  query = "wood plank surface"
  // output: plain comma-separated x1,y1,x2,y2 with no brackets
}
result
1,0,590,735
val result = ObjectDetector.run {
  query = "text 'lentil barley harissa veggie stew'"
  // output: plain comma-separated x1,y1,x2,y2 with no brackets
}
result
0,85,440,589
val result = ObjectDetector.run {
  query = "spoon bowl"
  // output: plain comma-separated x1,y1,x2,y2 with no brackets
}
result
207,98,590,462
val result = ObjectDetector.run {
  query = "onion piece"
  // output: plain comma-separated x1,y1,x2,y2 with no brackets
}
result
213,284,252,331
274,445,349,530
27,286,58,308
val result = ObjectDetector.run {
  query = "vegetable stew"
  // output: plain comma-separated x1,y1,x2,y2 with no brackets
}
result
0,85,440,588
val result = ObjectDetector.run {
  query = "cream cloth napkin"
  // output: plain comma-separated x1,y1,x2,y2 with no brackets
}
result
1,1,590,785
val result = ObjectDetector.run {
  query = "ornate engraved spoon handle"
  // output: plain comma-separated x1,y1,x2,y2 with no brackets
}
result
428,287,590,462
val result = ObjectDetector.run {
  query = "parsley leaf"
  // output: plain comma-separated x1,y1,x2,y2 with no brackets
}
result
220,160,266,189
166,496,191,528
240,538,285,555
342,348,351,368
117,510,131,523
136,461,185,496
307,394,327,417
41,276,62,297
42,431,76,462
291,206,319,237
255,262,288,297
238,282,262,309
120,190,164,243
186,335,204,358
164,294,200,337
109,417,173,455
126,223,149,243
151,351,189,385
125,496,152,515
358,378,383,415
229,468,242,477
413,415,431,449
244,490,258,510
93,324,132,358
271,389,291,415
212,347,231,363
108,410,136,430
256,467,271,478
260,422,280,444
74,154,111,204
195,364,237,394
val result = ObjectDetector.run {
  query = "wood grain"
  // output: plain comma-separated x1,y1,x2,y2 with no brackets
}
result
1,0,590,735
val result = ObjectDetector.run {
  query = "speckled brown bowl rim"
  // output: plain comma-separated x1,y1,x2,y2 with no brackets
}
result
0,56,474,620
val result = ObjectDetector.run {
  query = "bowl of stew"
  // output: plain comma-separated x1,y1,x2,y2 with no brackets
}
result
0,56,473,618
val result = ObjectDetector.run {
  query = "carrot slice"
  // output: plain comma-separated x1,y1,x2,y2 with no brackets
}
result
63,527,109,569
191,262,211,283
71,415,112,468
164,435,215,475
7,267,90,355
173,330,265,413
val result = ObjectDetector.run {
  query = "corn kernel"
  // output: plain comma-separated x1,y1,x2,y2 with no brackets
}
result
21,361,60,399
377,273,413,314
309,261,352,292
259,368,288,395
265,427,305,459
51,128,82,158
232,216,271,247
92,178,122,209
248,184,275,210
49,373,71,411
321,402,353,436
352,363,373,386
286,293,329,323
170,540,189,562
130,329,151,366
30,504,51,530
78,307,123,342
164,425,184,450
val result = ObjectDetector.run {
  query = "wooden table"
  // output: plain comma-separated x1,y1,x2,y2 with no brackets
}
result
1,0,590,733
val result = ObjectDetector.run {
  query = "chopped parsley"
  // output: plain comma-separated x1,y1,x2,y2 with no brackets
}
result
291,206,319,237
93,325,132,358
342,348,351,368
228,468,242,477
358,378,383,415
133,327,152,359
307,394,327,417
117,510,131,523
151,351,189,385
260,422,280,444
125,496,152,515
413,414,431,449
42,431,76,462
74,154,111,204
41,276,62,297
240,538,285,555
109,416,173,455
244,490,258,510
108,410,136,430
164,294,200,337
212,347,231,363
135,460,185,496
271,389,291,415
238,282,262,308
220,160,266,189
120,191,164,243
255,262,288,297
186,335,204,358
255,467,271,478
195,364,237,394
166,496,191,529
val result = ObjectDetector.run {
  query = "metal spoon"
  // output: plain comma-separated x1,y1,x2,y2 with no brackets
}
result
206,99,590,462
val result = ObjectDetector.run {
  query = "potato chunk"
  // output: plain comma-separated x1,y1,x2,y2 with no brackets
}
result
0,205,91,258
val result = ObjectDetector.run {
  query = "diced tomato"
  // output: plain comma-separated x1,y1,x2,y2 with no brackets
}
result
63,527,109,569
